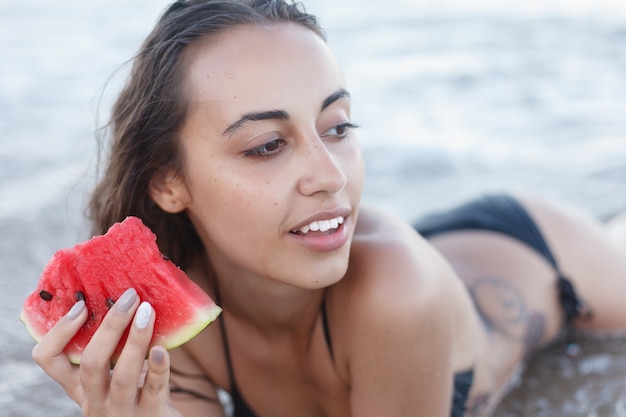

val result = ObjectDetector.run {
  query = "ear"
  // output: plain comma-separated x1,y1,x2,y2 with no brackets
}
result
149,170,191,213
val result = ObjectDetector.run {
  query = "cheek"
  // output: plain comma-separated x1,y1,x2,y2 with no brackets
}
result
188,168,283,234
196,179,288,271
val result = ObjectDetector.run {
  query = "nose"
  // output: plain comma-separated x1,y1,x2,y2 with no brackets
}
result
297,138,348,196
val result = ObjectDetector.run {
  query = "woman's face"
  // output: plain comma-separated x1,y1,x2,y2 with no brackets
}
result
163,23,365,289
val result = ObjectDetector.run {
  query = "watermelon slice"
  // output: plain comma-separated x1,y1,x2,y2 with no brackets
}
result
21,216,221,364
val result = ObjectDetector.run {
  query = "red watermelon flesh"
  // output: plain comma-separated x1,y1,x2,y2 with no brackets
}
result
21,216,221,364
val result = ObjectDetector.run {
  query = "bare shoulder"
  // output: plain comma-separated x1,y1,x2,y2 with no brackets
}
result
331,204,475,360
341,204,462,302
327,205,475,414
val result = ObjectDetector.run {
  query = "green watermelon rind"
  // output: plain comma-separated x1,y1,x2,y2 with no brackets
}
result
151,304,222,351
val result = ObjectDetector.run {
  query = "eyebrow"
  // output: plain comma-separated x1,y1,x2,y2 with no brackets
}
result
222,88,351,136
321,88,350,111
222,110,288,136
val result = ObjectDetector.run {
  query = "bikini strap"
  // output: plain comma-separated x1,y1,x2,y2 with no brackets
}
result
557,274,593,356
321,297,334,361
218,310,237,388
212,282,237,390
213,282,264,417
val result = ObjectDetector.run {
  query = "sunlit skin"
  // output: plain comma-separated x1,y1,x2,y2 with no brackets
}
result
173,23,364,291
149,24,475,416
150,24,366,328
29,17,626,417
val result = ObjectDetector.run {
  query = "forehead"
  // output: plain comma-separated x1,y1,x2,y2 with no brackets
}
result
183,23,345,109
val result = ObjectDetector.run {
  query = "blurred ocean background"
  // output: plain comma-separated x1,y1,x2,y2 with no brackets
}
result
1,0,625,416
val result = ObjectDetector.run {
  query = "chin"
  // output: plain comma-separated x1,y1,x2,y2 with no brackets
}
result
303,259,350,289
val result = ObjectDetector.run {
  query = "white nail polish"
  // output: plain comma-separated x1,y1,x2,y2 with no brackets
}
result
134,301,152,329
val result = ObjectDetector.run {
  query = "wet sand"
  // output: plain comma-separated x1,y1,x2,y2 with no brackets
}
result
497,336,626,417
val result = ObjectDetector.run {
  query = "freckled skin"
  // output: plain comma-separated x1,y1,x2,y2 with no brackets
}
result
160,23,365,291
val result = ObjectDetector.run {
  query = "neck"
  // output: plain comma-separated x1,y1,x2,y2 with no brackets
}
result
201,251,326,336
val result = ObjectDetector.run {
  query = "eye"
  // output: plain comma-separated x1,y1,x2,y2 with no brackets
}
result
244,139,286,158
322,122,359,139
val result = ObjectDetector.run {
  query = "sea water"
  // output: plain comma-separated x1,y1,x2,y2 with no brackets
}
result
1,0,625,416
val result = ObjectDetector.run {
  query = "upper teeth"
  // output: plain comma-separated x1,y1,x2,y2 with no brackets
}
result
295,216,344,234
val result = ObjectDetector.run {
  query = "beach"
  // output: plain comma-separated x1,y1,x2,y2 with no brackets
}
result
2,0,626,415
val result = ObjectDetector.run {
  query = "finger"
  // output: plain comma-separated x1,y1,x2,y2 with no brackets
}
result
31,299,87,402
109,301,156,411
139,346,171,414
138,359,150,388
79,288,139,411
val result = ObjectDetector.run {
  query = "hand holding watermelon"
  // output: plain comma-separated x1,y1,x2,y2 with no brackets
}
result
21,217,221,416
31,288,183,417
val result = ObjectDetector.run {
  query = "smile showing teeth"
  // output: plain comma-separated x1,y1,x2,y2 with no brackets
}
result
293,216,344,234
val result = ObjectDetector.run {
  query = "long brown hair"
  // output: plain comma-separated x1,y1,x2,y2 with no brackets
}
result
89,0,325,269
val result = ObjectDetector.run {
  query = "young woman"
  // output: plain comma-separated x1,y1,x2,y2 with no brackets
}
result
31,1,626,416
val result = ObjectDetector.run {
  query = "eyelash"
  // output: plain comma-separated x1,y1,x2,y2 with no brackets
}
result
322,122,360,139
244,138,286,158
244,122,359,159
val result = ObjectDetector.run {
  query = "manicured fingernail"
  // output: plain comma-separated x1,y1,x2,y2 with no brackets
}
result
116,288,137,313
135,301,152,329
66,300,85,320
151,347,164,363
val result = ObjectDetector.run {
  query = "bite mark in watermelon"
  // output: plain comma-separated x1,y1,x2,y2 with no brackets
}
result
21,216,221,364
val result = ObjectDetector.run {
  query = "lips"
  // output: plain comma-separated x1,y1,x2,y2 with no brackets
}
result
287,211,351,252
291,216,344,235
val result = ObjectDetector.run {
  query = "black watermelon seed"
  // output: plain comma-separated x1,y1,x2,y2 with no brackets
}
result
105,298,116,309
75,291,86,302
161,253,170,261
39,290,53,301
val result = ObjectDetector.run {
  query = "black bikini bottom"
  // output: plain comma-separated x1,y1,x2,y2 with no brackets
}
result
413,194,589,344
